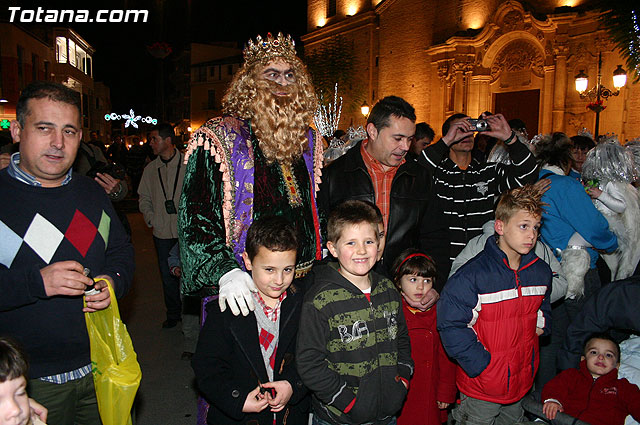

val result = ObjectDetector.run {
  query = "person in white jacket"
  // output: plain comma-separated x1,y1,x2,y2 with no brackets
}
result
582,139,640,281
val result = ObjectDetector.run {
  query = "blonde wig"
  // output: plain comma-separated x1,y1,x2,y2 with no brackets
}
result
222,56,317,164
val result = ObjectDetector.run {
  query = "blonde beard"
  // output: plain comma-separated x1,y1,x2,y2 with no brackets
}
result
248,80,311,165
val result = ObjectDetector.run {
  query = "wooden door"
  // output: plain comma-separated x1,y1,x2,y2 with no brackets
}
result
493,89,540,137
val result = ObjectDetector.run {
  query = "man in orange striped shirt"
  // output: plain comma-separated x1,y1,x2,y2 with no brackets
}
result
319,96,438,308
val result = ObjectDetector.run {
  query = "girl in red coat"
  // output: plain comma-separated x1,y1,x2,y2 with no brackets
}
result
392,249,457,425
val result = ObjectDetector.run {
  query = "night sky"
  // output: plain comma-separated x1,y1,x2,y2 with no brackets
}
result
4,0,307,116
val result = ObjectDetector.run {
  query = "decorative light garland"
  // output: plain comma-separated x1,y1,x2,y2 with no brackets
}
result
631,10,640,74
104,109,157,128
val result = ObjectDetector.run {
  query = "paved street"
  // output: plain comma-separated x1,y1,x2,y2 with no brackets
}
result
119,212,198,425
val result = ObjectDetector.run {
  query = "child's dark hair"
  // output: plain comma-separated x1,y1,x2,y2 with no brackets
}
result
534,132,573,172
584,332,621,362
0,336,28,382
391,248,437,290
571,135,595,152
244,216,298,261
327,200,380,243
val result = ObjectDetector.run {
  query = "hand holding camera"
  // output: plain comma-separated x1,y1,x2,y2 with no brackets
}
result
443,112,514,146
479,113,514,142
442,118,474,146
467,118,490,132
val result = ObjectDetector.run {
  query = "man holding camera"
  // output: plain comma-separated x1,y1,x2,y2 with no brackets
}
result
418,113,538,281
138,122,185,328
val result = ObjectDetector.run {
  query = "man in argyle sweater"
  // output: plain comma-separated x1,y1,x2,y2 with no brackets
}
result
0,81,134,425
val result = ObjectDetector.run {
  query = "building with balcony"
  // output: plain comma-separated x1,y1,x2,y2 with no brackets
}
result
0,24,111,141
189,42,242,131
52,28,96,132
0,23,54,131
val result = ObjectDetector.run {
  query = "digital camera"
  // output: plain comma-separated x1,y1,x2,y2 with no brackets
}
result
165,200,177,215
467,118,489,132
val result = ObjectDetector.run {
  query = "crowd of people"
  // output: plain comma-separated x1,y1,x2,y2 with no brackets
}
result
2,30,640,425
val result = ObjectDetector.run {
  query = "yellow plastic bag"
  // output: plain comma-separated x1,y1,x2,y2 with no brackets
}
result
84,279,142,425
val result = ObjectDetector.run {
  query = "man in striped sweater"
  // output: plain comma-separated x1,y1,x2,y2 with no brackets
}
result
419,113,538,285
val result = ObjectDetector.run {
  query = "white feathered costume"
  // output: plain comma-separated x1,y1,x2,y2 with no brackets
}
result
582,140,640,281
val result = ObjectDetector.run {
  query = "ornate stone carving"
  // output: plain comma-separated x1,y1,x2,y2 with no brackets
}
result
501,10,524,32
568,114,587,134
491,40,544,80
437,61,450,84
451,57,473,73
552,40,568,56
594,35,614,53
568,42,593,66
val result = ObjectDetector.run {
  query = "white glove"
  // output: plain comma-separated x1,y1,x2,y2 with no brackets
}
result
218,268,257,316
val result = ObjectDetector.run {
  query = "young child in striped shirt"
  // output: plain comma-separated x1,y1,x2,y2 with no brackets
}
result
192,216,309,425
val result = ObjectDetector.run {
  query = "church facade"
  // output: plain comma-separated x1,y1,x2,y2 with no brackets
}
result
303,0,640,141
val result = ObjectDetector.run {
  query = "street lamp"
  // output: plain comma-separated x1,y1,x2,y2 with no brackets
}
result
613,65,628,89
574,52,627,139
360,101,370,118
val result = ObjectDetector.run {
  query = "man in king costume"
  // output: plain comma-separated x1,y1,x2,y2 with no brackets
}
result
178,33,322,316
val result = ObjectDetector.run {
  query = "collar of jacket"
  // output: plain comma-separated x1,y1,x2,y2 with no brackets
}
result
343,140,421,179
152,149,183,169
313,261,385,295
578,359,620,384
540,165,565,176
484,234,540,272
228,286,301,383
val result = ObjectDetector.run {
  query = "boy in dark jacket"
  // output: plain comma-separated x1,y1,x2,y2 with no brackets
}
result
192,216,309,425
543,333,640,425
437,184,552,423
297,200,413,425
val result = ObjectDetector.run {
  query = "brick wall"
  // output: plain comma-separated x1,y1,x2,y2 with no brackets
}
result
378,0,435,122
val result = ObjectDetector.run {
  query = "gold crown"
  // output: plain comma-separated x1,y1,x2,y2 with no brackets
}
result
243,32,297,66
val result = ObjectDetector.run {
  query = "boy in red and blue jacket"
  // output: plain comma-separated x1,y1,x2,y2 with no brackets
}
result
437,184,552,423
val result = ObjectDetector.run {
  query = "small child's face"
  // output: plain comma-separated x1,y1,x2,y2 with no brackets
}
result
376,222,386,262
582,338,619,379
495,210,540,258
0,376,31,425
242,247,297,307
327,222,378,281
400,274,433,306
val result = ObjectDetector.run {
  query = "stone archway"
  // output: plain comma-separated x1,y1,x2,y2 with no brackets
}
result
484,36,546,130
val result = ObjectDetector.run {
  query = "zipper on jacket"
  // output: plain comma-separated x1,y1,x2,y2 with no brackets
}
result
366,293,386,420
574,378,597,420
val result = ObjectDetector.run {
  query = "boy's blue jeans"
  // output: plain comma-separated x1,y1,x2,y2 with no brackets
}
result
311,414,397,425
452,393,524,425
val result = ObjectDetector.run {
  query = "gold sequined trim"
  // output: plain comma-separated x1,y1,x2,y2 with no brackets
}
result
295,260,314,278
280,163,302,207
